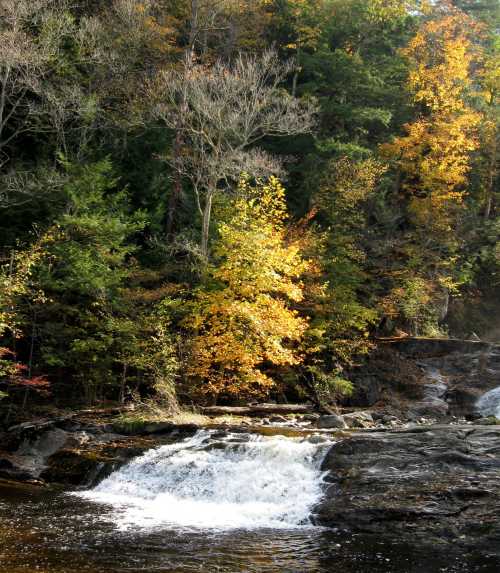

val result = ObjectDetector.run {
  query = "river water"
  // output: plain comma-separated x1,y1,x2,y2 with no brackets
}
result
0,429,497,572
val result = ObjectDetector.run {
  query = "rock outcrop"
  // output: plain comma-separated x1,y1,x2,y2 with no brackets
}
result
0,417,198,485
348,338,500,419
315,425,500,559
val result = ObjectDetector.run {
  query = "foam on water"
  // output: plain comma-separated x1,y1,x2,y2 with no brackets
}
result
476,386,500,418
76,430,330,531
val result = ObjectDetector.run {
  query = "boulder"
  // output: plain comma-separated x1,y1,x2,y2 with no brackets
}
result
342,411,374,428
317,414,347,429
0,417,198,485
269,415,288,423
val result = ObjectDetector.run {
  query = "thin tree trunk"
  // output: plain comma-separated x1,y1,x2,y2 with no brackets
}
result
201,190,214,259
292,46,301,97
22,314,36,411
119,363,127,404
483,134,497,221
189,0,199,52
166,3,198,239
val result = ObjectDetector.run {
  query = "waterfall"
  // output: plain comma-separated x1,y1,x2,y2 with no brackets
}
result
476,387,500,418
76,430,331,531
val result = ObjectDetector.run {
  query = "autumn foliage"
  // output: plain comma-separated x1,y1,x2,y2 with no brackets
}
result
0,0,498,409
185,177,309,400
381,7,482,232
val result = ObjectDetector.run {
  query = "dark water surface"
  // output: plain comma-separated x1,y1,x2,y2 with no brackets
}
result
0,482,498,573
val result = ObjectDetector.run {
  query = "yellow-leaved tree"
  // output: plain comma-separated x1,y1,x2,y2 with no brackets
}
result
381,5,482,232
185,177,309,401
378,4,485,335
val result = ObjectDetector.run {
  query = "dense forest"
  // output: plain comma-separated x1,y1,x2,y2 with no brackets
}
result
0,0,498,413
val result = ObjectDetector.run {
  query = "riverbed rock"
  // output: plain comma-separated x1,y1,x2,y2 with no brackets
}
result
315,425,500,558
473,416,500,426
346,338,500,421
317,414,347,429
342,411,374,428
0,416,199,484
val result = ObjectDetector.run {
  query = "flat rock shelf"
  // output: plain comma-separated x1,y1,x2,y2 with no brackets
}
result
315,424,500,563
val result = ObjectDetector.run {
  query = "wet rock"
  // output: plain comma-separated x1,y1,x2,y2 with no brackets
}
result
308,435,330,444
0,455,35,481
473,416,500,426
302,413,320,422
317,414,347,429
0,428,71,481
40,437,157,486
315,425,500,558
269,415,288,424
347,338,500,421
342,411,374,428
0,416,198,485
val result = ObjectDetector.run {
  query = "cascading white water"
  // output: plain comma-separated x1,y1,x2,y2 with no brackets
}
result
77,430,331,531
476,387,500,418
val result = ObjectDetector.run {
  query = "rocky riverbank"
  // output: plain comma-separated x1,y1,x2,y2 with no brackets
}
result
315,424,500,561
2,336,500,565
2,410,500,565
0,415,199,485
347,337,500,420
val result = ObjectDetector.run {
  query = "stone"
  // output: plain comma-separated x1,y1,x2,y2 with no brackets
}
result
473,416,500,426
269,415,288,424
302,413,320,421
142,422,176,434
342,411,374,428
317,414,347,429
314,425,500,560
308,435,329,444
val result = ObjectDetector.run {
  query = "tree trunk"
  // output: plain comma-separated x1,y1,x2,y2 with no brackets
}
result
483,133,497,221
119,363,127,404
22,313,37,411
200,404,315,416
189,0,199,52
201,190,214,259
292,46,301,97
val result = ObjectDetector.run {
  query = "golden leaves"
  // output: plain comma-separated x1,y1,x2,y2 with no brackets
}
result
185,177,309,399
381,8,482,232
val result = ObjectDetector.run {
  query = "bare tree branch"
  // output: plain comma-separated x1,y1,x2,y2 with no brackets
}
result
149,50,317,258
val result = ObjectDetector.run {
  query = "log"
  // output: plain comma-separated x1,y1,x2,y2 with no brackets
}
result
200,404,314,416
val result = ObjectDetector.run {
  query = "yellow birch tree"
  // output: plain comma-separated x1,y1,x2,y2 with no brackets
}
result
185,177,309,400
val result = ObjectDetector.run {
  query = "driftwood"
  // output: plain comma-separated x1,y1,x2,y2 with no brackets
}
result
200,404,314,416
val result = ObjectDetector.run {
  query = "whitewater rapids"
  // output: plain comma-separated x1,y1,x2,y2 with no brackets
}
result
76,429,331,531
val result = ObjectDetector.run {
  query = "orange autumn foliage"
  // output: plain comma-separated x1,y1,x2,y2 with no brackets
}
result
185,177,309,400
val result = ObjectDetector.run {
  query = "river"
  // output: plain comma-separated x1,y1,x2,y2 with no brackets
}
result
0,429,497,572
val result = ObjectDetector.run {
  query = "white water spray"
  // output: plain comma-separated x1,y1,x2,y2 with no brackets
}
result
77,430,330,531
476,387,500,418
